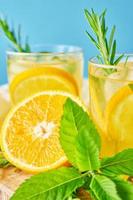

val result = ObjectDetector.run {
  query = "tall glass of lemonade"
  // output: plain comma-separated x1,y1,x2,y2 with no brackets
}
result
7,45,83,103
89,55,133,157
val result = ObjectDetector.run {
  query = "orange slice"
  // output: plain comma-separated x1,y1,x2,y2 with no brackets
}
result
0,91,83,173
105,85,133,152
10,67,79,103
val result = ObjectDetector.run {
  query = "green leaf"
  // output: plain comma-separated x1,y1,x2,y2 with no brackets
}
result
76,127,100,171
99,9,107,20
90,175,121,200
110,39,116,64
112,178,133,200
11,167,84,200
85,9,122,68
113,54,124,65
84,9,98,33
17,24,21,45
60,98,100,171
101,149,133,176
25,36,31,52
0,16,30,52
0,152,10,168
105,38,109,54
96,55,103,64
109,25,116,51
101,15,106,34
86,31,100,49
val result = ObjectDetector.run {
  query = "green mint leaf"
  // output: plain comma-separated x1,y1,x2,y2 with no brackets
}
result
75,127,100,171
11,167,84,200
90,175,121,200
60,98,100,171
101,149,133,176
0,152,10,168
112,178,133,200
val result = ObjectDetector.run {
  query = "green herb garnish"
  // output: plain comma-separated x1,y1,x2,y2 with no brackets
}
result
10,99,133,200
84,9,124,73
0,17,31,52
0,151,11,168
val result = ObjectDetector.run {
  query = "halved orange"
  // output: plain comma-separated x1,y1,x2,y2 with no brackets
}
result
105,85,133,152
10,67,79,103
0,91,83,173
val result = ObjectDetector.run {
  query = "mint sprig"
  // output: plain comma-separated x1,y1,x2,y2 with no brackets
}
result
85,9,124,73
11,98,133,200
0,17,31,52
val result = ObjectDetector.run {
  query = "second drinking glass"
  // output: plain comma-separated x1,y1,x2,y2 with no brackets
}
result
89,55,133,157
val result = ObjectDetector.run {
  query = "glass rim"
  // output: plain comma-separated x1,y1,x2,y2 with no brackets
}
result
6,44,83,56
89,54,133,69
89,54,133,81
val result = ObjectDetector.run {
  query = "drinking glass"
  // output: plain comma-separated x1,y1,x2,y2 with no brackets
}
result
89,55,133,157
7,45,83,97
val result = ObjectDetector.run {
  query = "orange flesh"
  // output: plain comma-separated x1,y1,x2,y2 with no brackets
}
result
3,93,69,171
10,67,79,103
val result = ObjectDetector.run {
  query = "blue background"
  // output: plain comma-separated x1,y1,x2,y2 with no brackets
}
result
0,0,133,85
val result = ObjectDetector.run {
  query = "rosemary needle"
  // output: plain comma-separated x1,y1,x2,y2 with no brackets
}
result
85,9,124,74
0,17,31,52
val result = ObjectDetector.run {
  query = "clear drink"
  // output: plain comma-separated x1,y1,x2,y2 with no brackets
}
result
7,45,83,97
89,55,133,157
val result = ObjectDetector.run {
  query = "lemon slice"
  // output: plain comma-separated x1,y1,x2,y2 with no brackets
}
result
105,85,133,152
0,91,83,173
104,61,133,101
89,76,105,132
10,67,79,103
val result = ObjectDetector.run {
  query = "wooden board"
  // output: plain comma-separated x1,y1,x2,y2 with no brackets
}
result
0,80,89,199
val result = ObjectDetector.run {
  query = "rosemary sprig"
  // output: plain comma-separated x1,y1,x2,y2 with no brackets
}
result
0,17,31,52
84,9,124,73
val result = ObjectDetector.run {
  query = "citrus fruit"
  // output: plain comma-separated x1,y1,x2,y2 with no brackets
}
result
0,91,11,121
89,77,105,132
0,91,82,173
105,85,133,152
104,61,133,102
10,67,79,103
